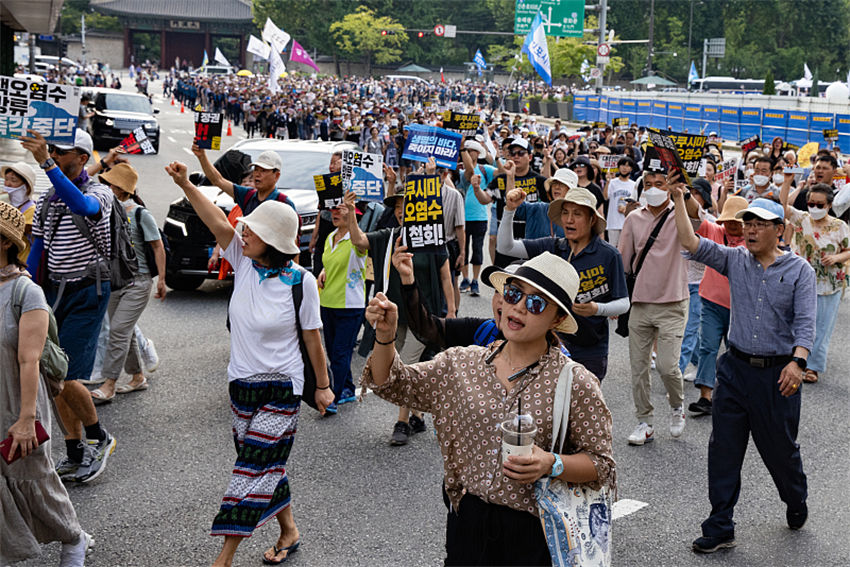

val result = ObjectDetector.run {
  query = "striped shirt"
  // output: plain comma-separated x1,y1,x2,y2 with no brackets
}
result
32,180,112,279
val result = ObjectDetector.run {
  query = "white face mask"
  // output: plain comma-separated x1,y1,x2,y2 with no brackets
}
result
773,173,785,185
745,168,754,178
643,187,669,207
808,206,828,220
2,185,28,208
752,174,770,187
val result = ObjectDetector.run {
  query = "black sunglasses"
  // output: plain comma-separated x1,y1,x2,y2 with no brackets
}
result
807,202,828,209
48,145,75,156
509,150,528,157
503,284,549,315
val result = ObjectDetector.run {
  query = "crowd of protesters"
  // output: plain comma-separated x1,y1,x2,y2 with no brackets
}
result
4,64,850,565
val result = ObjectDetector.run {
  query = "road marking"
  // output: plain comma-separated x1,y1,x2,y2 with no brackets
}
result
92,150,100,162
612,498,649,520
167,136,176,143
182,147,192,156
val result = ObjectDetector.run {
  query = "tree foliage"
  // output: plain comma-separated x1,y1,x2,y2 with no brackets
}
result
60,0,121,34
763,69,776,95
329,7,408,72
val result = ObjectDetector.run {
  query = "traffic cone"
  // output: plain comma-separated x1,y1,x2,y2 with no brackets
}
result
171,95,174,106
180,101,184,113
226,120,232,136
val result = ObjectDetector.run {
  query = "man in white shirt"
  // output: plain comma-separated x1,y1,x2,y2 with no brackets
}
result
605,157,637,247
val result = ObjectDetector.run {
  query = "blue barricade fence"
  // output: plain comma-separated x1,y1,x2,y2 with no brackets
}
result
719,107,740,142
666,102,685,131
762,109,788,141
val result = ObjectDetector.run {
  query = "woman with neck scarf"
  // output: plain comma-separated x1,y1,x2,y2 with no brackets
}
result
1,162,36,264
165,161,334,567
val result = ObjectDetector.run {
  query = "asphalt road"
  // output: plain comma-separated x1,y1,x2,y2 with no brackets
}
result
12,80,850,567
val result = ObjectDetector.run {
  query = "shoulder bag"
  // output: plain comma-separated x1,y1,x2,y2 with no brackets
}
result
291,264,334,412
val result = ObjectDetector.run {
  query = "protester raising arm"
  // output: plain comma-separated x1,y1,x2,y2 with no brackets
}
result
191,143,235,198
165,161,234,250
496,189,531,258
671,177,701,254
470,173,493,205
345,191,370,251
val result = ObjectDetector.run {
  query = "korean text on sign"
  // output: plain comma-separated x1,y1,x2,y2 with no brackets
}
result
402,174,445,252
194,111,223,150
402,124,462,170
442,111,481,135
313,173,344,210
120,127,155,155
0,75,79,144
341,149,384,200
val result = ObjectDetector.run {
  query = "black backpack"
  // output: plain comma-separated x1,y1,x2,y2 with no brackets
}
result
72,193,139,290
134,207,171,278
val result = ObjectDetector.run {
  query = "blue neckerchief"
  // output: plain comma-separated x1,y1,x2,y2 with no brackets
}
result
251,260,302,286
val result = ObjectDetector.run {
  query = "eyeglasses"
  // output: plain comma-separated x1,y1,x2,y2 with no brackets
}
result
48,145,75,156
807,202,828,209
503,284,550,315
509,150,528,157
742,220,777,230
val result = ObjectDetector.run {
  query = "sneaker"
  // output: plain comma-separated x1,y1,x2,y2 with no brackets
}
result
337,389,357,405
670,407,685,438
459,278,471,292
60,531,94,567
627,422,654,445
787,503,808,530
692,534,736,553
683,365,697,382
390,421,411,446
323,402,338,416
409,414,426,434
55,456,81,482
74,432,117,483
651,351,657,370
141,339,160,373
688,397,712,416
469,280,480,297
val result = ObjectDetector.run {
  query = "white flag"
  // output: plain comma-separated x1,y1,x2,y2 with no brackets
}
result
263,17,291,54
804,63,813,81
214,47,230,67
247,35,271,60
268,48,285,94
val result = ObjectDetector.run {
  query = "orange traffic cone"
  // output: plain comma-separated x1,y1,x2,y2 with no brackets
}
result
226,120,232,136
180,101,184,113
171,95,174,106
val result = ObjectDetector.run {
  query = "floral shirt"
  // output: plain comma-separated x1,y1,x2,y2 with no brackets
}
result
788,207,850,295
361,341,615,516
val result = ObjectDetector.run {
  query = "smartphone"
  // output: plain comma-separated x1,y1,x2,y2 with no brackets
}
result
784,167,805,174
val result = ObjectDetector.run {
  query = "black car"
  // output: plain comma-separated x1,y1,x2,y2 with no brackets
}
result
85,87,160,153
163,139,358,291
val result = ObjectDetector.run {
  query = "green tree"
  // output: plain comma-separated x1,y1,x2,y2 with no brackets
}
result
763,69,776,95
61,0,121,34
810,68,819,97
329,6,408,74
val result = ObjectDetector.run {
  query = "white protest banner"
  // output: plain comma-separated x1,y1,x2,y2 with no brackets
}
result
267,48,285,94
599,154,624,173
263,18,291,54
342,149,384,200
715,157,738,184
214,47,230,67
247,35,271,60
0,75,79,143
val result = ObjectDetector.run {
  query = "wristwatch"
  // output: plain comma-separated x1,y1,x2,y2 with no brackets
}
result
549,453,564,477
792,356,807,370
39,158,55,170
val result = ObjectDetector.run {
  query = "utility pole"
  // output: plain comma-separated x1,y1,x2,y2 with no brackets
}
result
687,0,694,63
646,0,655,76
595,0,608,92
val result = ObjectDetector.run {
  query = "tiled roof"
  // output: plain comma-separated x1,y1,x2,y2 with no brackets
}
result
91,0,253,22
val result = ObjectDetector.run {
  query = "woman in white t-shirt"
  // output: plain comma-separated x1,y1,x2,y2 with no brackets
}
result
604,157,636,247
166,161,333,567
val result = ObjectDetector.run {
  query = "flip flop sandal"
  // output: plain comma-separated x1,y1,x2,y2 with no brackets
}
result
116,377,149,394
90,388,115,404
262,540,300,565
803,370,818,383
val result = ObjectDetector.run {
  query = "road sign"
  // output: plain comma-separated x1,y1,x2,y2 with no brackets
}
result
705,37,726,58
596,55,609,65
590,68,602,78
445,24,457,38
434,24,445,36
514,0,585,38
597,43,610,57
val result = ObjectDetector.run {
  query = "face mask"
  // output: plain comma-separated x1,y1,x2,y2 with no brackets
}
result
808,207,828,220
643,187,669,207
2,185,27,207
745,168,754,178
773,173,785,185
752,174,770,187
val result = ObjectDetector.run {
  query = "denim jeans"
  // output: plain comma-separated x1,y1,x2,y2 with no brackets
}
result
321,306,365,399
679,283,702,373
694,298,731,390
46,281,111,381
808,291,842,373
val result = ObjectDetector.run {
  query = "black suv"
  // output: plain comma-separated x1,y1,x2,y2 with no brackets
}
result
163,139,358,291
85,87,160,153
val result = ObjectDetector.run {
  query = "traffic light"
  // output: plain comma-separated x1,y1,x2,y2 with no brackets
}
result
418,31,424,38
381,30,387,36
381,30,396,36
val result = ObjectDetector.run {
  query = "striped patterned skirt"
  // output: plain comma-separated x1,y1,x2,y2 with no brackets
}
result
211,373,301,537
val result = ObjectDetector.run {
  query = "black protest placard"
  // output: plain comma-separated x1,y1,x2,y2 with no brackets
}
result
442,110,481,135
592,121,608,129
119,126,155,154
313,172,343,210
402,174,445,252
740,135,760,155
645,128,694,187
193,111,223,150
613,117,629,128
823,128,839,142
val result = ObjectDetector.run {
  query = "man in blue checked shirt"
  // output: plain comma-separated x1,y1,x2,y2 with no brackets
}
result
670,178,816,555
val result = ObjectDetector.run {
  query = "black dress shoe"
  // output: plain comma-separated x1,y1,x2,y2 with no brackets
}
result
787,503,808,530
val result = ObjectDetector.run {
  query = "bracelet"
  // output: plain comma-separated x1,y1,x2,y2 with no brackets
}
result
375,333,397,345
316,385,331,390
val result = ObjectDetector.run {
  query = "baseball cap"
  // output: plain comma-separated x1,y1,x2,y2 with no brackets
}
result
508,138,530,152
53,128,93,156
735,198,785,222
250,150,283,171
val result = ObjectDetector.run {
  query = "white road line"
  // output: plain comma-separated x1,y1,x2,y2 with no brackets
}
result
167,136,176,143
182,147,192,156
612,499,649,520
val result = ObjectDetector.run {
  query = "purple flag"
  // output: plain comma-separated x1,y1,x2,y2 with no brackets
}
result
289,39,320,72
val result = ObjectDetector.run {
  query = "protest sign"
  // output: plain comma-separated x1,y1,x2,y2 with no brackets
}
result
341,149,384,200
783,142,799,152
119,127,155,154
664,130,707,175
402,124,462,170
0,75,79,143
193,111,223,150
592,121,607,129
441,110,481,135
645,128,695,186
599,154,624,173
402,174,445,252
613,117,629,128
740,135,761,155
313,172,343,210
715,157,739,184
823,128,839,142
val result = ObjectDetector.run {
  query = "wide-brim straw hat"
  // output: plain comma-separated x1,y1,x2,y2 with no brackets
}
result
1,161,36,194
0,201,27,251
487,252,579,334
100,163,139,195
544,167,578,195
547,186,607,235
236,200,301,255
716,195,748,223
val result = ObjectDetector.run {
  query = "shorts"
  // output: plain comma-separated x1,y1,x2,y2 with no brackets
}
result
447,239,461,276
489,206,499,236
465,220,487,266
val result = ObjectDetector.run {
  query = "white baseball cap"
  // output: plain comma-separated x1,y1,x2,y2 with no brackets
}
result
236,200,300,255
250,150,283,171
52,128,93,156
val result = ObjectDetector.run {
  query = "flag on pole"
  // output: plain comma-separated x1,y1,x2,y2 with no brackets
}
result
268,47,285,93
263,17,291,53
846,69,850,93
580,59,591,82
688,61,699,85
804,63,813,81
474,49,487,77
214,47,230,67
521,12,551,86
247,35,271,60
201,49,209,70
290,39,320,72
440,67,445,83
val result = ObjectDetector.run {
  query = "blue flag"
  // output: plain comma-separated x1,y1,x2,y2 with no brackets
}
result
202,49,209,70
521,12,551,85
474,49,487,76
688,61,699,85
